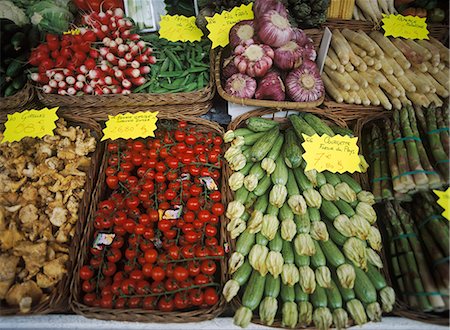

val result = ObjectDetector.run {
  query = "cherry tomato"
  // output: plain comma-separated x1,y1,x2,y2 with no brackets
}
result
158,296,174,312
173,266,189,282
106,176,119,189
142,263,154,278
197,210,211,223
205,237,218,246
82,279,95,293
189,289,204,306
185,231,198,243
80,265,94,280
151,266,166,282
187,261,201,277
209,191,221,202
106,248,122,263
204,288,219,306
102,262,117,277
211,203,224,216
174,292,190,310
200,260,216,275
205,224,217,237
126,196,140,209
130,269,144,281
186,198,200,211
143,296,156,310
194,274,211,285
121,279,136,295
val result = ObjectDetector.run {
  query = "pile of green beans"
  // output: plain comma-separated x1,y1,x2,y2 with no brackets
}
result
135,35,211,94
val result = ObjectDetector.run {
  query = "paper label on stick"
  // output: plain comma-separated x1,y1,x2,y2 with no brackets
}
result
2,107,59,143
433,188,450,221
301,134,360,173
159,15,204,42
206,4,254,48
382,14,429,40
102,111,158,141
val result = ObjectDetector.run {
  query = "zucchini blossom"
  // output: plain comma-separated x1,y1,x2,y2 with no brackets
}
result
282,301,298,328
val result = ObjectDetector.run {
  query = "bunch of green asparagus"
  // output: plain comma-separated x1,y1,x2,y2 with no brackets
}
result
222,114,395,329
367,104,449,202
383,194,449,313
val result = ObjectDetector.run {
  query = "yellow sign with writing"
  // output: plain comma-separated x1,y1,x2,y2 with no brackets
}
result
63,28,80,35
382,14,429,40
159,15,204,42
434,188,450,221
206,3,254,48
2,107,59,143
302,134,360,173
102,111,158,141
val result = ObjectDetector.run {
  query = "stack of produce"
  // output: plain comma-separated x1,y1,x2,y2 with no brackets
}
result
135,36,211,94
0,119,97,312
352,0,396,21
323,29,449,110
0,18,40,97
221,0,325,103
29,8,156,96
222,114,395,329
78,121,225,311
382,195,449,313
366,105,448,202
284,0,330,28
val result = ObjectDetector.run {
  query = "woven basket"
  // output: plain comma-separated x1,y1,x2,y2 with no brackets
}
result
223,107,399,327
58,100,213,121
70,112,227,322
214,29,325,110
35,52,216,110
0,82,35,111
0,111,103,315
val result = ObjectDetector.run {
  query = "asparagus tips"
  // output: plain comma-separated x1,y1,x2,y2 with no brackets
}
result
384,119,404,193
435,106,449,157
370,125,382,201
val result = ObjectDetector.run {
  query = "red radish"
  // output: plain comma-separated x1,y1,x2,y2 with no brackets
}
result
136,54,148,63
143,48,153,56
118,59,127,69
42,85,52,93
54,72,64,82
89,69,102,80
139,66,150,75
82,30,97,42
124,68,140,78
63,69,71,76
49,79,58,88
30,73,49,83
103,37,112,46
124,53,133,62
93,28,106,39
122,30,131,39
129,45,139,55
122,89,131,95
106,9,113,16
90,49,99,59
111,86,122,94
131,77,146,86
131,60,140,69
101,25,109,33
102,87,111,94
148,56,156,64
104,76,119,85
125,20,133,28
77,74,86,82
58,81,67,89
100,46,109,56
122,79,131,88
114,69,124,79
106,52,118,65
115,8,124,17
117,19,126,27
137,40,146,49
85,58,96,70
94,86,104,95
79,65,89,74
129,34,140,41
46,70,55,78
83,84,93,94
109,40,117,49
66,76,76,85
75,81,84,90
58,89,67,95
67,87,76,95
115,38,123,45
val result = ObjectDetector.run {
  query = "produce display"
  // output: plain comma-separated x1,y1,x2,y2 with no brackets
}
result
77,121,225,311
323,29,449,110
72,0,124,12
135,36,211,94
29,8,155,96
365,105,449,202
220,0,325,103
165,0,196,17
0,18,40,97
382,195,449,312
0,118,97,312
222,114,395,329
284,0,330,28
352,0,397,22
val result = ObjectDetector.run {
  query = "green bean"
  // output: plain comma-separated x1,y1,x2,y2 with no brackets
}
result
160,58,170,72
168,60,174,72
187,66,208,73
164,50,183,71
158,70,185,78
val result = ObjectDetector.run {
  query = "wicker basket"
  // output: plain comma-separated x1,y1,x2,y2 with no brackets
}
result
214,28,325,110
0,111,104,315
70,112,227,322
36,52,216,110
0,82,35,111
223,107,399,327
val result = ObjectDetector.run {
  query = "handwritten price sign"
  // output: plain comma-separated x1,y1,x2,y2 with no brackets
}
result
206,4,254,48
2,107,59,143
159,15,203,42
434,188,450,221
382,14,429,40
302,134,360,173
102,111,158,141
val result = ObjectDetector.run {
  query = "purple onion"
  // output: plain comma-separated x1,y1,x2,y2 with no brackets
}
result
255,71,285,101
274,41,303,71
257,10,293,48
291,28,308,46
229,20,255,49
253,0,288,20
286,60,324,102
225,73,257,99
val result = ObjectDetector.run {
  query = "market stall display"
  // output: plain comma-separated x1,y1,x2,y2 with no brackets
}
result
71,116,227,322
0,114,103,314
323,29,449,110
222,110,395,329
379,194,449,325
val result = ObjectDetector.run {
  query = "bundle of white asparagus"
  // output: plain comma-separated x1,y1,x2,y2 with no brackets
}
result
323,29,450,110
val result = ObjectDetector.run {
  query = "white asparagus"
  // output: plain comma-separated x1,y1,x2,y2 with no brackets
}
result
381,59,394,76
325,56,338,70
349,70,369,88
328,48,345,73
322,73,344,103
357,61,368,72
349,42,368,58
405,39,432,61
342,90,355,103
370,0,382,19
325,67,351,91
429,37,449,63
399,95,412,106
369,31,401,59
349,52,361,67
378,0,390,14
372,85,392,110
362,56,375,67
438,63,445,70
373,59,382,70
391,98,402,110
424,61,439,74
430,68,450,90
344,63,355,72
406,92,429,107
417,71,436,93
411,61,428,73
380,80,401,98
397,75,416,93
341,29,375,54
357,87,371,106
387,0,396,13
356,0,378,21
387,57,404,76
424,73,449,98
332,30,352,65
386,74,406,96
417,40,440,65
427,93,444,107
365,85,381,105
392,38,421,64
405,70,431,93
349,90,362,104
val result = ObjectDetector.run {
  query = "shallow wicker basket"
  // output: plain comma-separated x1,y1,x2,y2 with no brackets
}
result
0,111,103,315
0,82,35,111
70,112,227,322
222,107,399,328
36,52,216,111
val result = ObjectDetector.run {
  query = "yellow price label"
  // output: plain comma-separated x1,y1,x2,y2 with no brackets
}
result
382,14,429,40
63,28,81,35
301,134,361,173
434,188,450,221
206,4,254,48
159,15,204,42
102,111,158,141
2,107,59,143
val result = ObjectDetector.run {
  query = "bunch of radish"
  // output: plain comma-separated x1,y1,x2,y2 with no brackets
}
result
29,8,156,96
